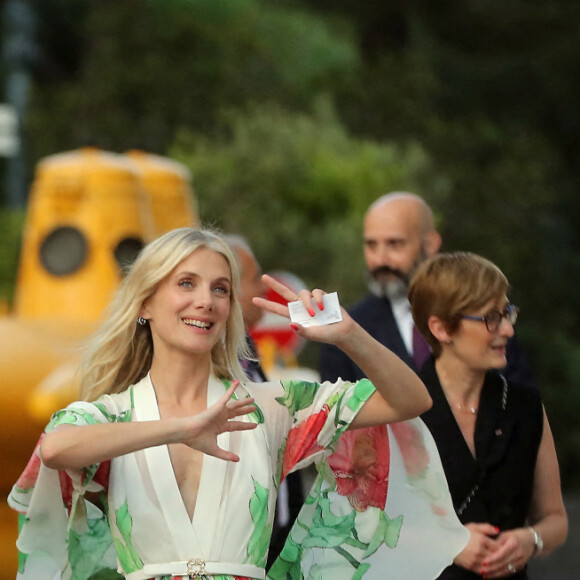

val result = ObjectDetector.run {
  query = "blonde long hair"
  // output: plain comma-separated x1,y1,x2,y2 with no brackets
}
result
80,228,249,401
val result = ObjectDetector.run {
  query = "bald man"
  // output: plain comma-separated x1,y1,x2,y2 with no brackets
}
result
319,192,536,388
363,192,441,305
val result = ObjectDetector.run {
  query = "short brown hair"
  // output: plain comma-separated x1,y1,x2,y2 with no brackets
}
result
408,252,509,357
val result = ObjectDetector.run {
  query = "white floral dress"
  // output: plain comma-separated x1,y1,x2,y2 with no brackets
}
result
8,374,468,580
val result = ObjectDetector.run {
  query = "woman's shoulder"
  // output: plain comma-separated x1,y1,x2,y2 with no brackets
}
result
54,385,135,425
46,394,129,431
501,373,542,403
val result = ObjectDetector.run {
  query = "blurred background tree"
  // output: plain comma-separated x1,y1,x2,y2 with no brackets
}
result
1,0,579,487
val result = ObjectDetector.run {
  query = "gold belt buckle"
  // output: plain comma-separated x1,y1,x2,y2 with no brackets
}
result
187,558,206,578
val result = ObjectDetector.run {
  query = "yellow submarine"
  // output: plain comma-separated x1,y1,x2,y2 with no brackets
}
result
0,148,198,577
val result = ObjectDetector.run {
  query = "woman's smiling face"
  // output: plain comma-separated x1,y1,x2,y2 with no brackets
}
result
140,247,232,360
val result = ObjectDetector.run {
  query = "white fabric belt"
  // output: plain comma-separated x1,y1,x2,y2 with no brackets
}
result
125,560,265,580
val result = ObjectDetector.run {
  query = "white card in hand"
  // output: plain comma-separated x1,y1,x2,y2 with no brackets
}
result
288,292,343,327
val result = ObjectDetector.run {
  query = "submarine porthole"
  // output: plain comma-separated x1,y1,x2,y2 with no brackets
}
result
40,226,88,276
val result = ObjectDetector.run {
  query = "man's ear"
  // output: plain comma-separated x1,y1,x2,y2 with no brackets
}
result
424,230,442,257
428,315,452,344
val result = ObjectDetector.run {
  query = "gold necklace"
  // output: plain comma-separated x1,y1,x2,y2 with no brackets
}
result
444,393,478,415
454,402,478,415
437,371,481,416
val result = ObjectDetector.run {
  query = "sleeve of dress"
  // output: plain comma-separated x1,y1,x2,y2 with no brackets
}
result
7,398,126,580
273,377,376,482
269,404,471,580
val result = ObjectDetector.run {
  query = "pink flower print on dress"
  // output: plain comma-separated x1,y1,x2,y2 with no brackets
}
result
281,404,330,481
58,470,74,513
14,435,44,493
389,422,429,476
390,422,449,517
91,460,111,493
327,425,390,511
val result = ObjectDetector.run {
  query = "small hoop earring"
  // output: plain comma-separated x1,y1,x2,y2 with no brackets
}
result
137,316,147,326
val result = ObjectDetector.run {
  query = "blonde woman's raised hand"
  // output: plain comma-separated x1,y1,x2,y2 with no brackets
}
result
179,380,257,462
252,274,356,347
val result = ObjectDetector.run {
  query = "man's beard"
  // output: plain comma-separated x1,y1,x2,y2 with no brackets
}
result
366,247,427,301
366,266,410,300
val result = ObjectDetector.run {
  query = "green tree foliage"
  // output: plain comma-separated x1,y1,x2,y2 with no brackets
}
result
26,0,358,158
171,100,434,306
0,209,24,307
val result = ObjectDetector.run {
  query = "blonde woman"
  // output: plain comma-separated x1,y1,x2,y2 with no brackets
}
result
10,228,467,580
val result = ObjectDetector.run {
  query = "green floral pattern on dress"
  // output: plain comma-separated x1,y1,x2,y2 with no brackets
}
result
268,380,408,580
69,515,119,580
113,501,144,573
247,478,271,568
275,380,319,416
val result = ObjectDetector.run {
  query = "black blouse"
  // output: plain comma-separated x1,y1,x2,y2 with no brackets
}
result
420,357,543,579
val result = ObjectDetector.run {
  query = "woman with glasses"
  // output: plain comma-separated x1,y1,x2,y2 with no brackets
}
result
409,252,567,579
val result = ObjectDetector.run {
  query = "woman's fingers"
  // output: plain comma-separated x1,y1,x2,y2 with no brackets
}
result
311,288,326,310
261,274,300,302
256,275,329,320
228,403,257,420
222,380,240,402
252,296,289,318
295,288,316,316
222,380,256,417
229,398,255,410
224,420,258,433
214,448,241,462
480,533,522,578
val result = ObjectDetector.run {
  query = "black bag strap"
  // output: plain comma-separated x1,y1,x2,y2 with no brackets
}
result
457,374,508,517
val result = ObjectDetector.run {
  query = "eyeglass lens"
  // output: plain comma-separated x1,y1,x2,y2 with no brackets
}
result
486,305,518,331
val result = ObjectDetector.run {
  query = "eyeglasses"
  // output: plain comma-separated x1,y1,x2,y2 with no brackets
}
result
461,304,519,333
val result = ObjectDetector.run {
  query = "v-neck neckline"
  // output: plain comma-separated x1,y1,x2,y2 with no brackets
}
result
133,374,230,559
421,360,508,471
